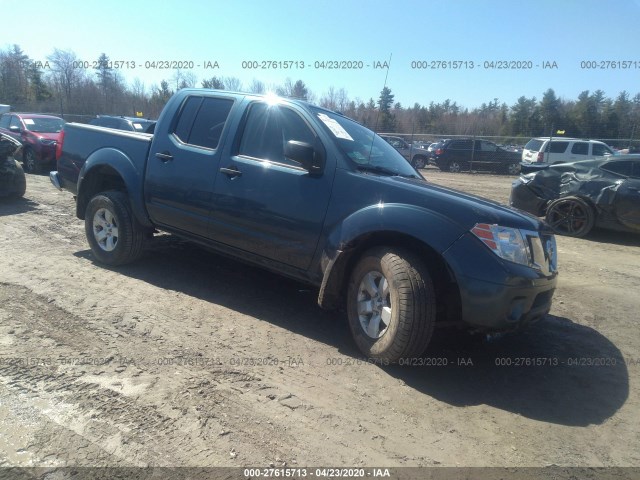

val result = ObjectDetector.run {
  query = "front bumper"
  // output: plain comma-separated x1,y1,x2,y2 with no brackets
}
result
443,232,557,330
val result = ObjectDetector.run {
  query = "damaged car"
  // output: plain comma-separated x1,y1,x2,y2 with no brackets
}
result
0,132,26,198
510,156,640,237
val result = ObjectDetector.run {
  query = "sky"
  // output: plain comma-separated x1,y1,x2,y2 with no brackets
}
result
2,0,640,109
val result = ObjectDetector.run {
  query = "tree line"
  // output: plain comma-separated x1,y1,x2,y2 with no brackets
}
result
1,45,639,145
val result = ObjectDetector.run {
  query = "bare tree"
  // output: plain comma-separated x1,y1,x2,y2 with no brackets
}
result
47,48,83,104
222,76,242,92
248,79,265,94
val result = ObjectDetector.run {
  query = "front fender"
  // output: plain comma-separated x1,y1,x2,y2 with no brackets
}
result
77,148,151,227
317,203,464,308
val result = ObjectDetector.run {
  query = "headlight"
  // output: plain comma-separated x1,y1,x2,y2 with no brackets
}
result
471,223,531,266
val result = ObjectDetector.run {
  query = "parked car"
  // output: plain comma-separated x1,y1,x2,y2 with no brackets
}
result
380,135,431,169
88,115,156,134
0,132,26,198
510,156,640,237
521,137,615,168
51,89,557,363
432,138,522,174
0,113,65,173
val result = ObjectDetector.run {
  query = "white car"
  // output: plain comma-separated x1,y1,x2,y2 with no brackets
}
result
522,137,615,166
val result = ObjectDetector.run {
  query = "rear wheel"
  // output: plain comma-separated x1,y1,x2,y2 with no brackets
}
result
545,196,595,237
412,156,427,169
85,191,146,265
347,247,436,363
22,148,37,173
447,160,467,173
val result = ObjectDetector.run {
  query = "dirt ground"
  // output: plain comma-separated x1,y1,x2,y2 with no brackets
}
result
0,168,639,470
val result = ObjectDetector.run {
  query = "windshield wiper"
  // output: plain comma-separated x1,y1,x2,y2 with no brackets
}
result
356,164,420,179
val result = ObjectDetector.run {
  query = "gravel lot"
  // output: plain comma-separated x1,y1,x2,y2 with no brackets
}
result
0,168,639,470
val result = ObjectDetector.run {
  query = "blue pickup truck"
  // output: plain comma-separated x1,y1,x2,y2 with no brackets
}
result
50,89,558,362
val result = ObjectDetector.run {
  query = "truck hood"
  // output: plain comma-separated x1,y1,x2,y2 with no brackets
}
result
388,175,543,232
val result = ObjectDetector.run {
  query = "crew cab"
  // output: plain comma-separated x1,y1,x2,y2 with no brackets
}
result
50,89,558,362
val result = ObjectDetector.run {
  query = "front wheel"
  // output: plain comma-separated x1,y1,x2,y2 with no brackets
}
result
10,161,26,197
506,162,521,175
545,196,595,237
85,191,146,265
347,247,436,363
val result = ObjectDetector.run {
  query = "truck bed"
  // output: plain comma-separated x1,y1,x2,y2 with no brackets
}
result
57,123,153,195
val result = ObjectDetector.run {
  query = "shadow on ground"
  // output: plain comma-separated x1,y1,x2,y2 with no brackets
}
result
0,196,39,217
73,234,629,427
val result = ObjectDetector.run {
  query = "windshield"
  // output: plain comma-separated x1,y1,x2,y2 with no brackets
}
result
23,117,64,133
310,107,422,178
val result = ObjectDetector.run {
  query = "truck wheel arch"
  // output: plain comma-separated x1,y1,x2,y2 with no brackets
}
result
76,150,152,228
318,230,461,325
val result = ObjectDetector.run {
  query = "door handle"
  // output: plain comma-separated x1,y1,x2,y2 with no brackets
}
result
155,151,173,162
220,166,242,178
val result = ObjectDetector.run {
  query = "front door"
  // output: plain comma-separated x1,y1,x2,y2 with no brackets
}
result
210,101,333,270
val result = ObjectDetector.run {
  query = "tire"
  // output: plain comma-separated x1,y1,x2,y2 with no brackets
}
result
347,247,436,363
447,160,466,173
84,191,145,265
506,162,521,175
545,196,595,237
10,161,26,198
412,156,427,169
22,148,38,174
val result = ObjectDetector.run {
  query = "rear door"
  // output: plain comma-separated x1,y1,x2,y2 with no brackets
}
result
210,101,333,270
145,94,235,238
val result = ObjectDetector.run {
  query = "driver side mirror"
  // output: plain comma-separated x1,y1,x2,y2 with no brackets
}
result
9,125,21,133
284,140,325,175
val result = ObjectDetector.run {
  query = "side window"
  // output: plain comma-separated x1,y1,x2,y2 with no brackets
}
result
571,142,589,155
480,141,497,152
592,143,612,156
548,141,569,153
0,115,10,129
238,103,315,167
105,118,120,129
174,96,203,143
547,141,569,153
601,161,632,177
187,97,234,149
9,116,22,130
450,140,471,150
173,96,234,149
